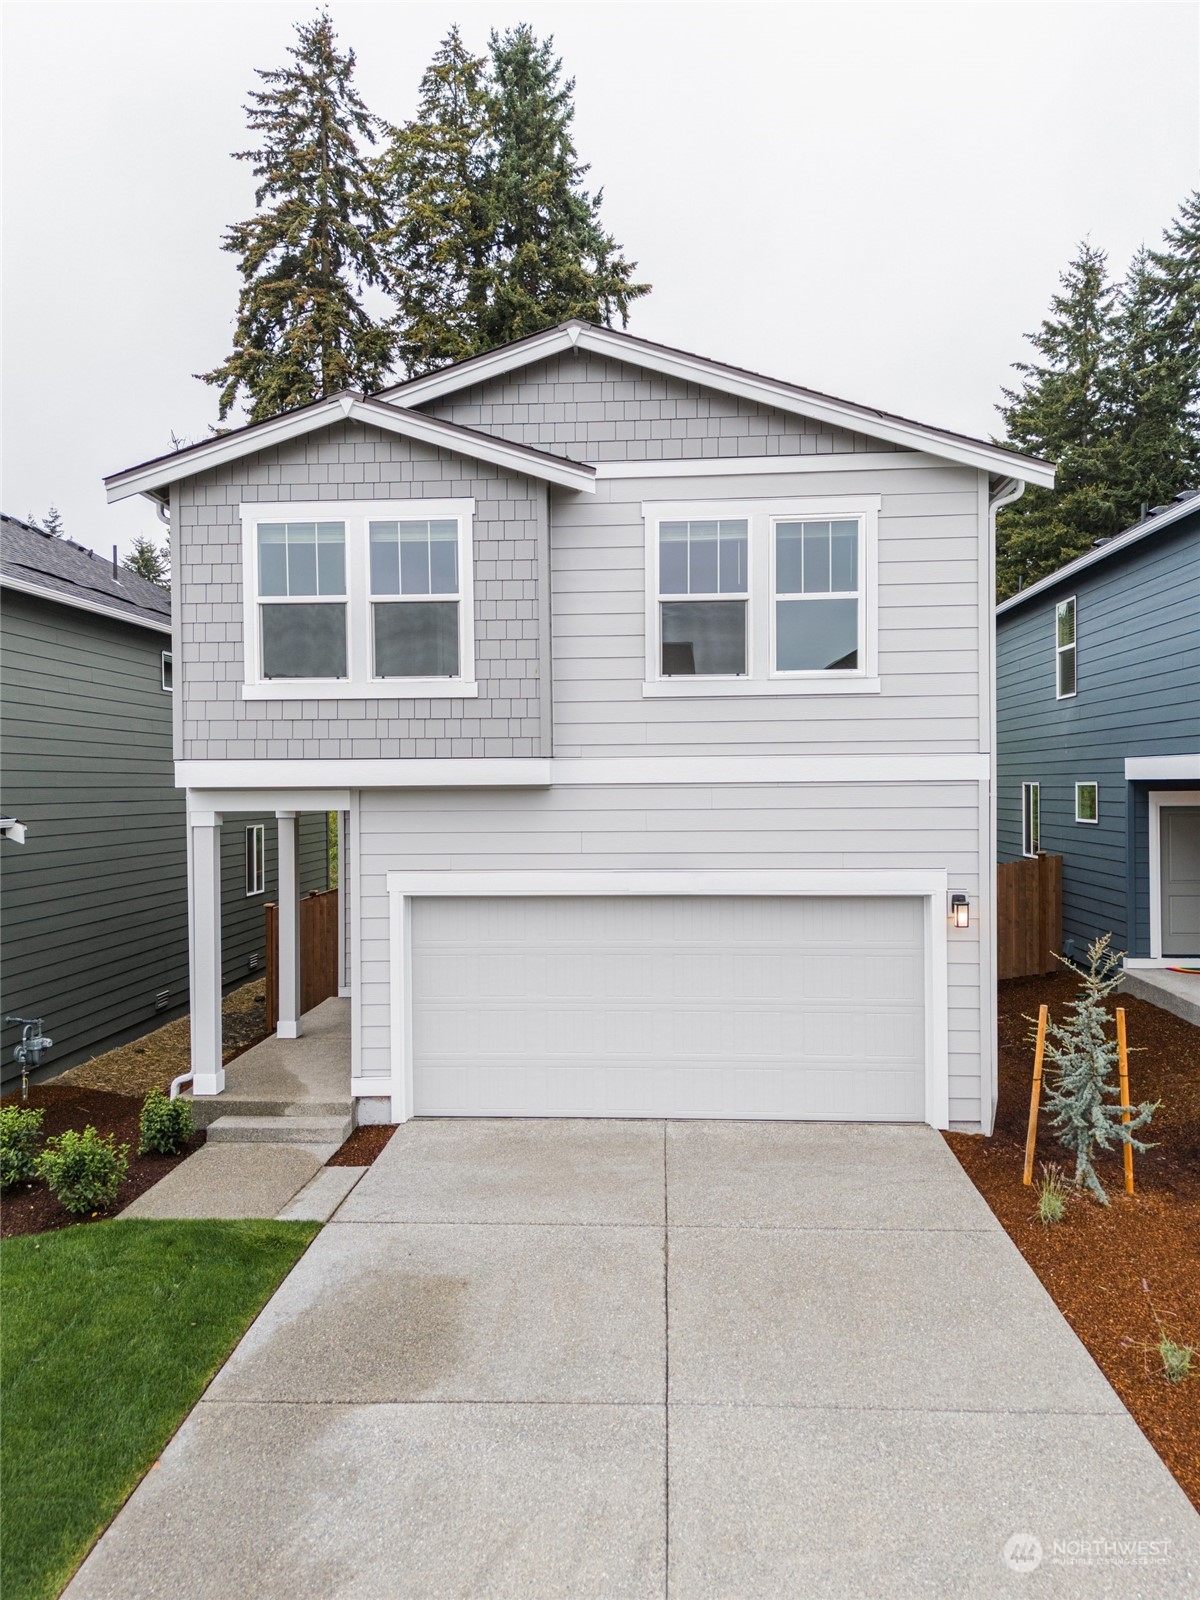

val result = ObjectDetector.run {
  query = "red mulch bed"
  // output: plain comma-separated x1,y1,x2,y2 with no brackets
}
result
945,972,1200,1511
327,1124,395,1166
1,1085,205,1239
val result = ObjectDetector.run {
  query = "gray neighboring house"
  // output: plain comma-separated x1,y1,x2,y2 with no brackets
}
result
996,492,1200,968
105,321,1057,1134
0,514,327,1086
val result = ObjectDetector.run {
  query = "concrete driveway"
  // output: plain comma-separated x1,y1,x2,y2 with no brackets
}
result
67,1121,1200,1599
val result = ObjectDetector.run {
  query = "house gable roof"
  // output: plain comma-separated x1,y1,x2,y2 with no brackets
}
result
1,513,172,633
995,491,1200,617
380,321,1057,488
104,392,597,505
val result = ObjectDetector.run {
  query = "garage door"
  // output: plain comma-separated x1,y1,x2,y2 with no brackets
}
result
410,895,926,1120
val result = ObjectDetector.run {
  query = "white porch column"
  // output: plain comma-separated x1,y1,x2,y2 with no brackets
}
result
276,811,302,1038
188,813,224,1095
338,808,351,997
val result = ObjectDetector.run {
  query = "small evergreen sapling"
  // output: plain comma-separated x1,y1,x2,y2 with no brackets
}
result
138,1088,194,1156
1039,935,1156,1203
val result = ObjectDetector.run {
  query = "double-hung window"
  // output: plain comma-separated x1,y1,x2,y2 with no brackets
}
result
644,497,877,695
1022,782,1040,857
1055,596,1077,699
241,499,475,699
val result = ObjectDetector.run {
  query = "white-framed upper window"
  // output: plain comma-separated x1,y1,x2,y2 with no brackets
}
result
240,498,476,700
245,824,265,896
1022,782,1040,857
1055,596,1077,699
1075,782,1099,824
161,651,173,692
643,496,879,697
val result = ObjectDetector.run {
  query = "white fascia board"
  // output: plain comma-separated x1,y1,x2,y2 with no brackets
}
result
383,322,1055,488
105,393,595,503
386,867,949,898
177,753,989,790
1125,754,1200,781
0,574,172,634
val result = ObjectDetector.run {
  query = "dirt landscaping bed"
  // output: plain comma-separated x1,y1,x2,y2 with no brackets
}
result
1,1086,206,1240
327,1123,395,1166
946,972,1200,1512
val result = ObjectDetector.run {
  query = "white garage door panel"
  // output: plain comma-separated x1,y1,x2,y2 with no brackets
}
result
411,896,926,1120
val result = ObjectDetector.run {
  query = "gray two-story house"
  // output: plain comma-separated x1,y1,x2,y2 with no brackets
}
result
104,322,1054,1133
996,492,1200,969
0,513,328,1084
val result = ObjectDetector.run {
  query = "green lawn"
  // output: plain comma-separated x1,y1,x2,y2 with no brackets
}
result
2,1218,319,1600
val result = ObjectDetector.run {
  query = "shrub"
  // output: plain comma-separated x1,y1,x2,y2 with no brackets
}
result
138,1089,194,1156
36,1127,129,1216
1036,1163,1069,1225
0,1105,45,1187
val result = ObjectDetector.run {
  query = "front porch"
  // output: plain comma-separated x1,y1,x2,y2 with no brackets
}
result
186,997,352,1130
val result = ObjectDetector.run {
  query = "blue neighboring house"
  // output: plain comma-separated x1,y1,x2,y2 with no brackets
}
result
996,491,1200,972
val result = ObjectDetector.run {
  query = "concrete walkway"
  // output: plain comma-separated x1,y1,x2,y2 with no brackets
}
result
67,1121,1199,1599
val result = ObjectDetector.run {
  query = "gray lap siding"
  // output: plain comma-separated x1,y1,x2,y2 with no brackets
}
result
177,422,547,762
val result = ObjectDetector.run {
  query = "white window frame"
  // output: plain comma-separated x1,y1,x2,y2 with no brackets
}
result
1021,782,1040,857
1055,595,1077,700
245,823,265,897
1074,781,1098,824
161,650,172,692
642,496,880,697
239,498,477,700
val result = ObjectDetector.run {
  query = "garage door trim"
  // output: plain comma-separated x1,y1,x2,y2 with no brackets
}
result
385,869,950,1128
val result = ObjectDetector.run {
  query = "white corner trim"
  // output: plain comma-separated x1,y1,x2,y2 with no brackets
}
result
0,574,172,635
1125,754,1200,781
1147,790,1200,960
591,452,941,480
384,866,952,1130
176,753,990,791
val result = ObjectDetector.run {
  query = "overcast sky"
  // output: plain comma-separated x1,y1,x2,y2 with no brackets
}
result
3,0,1197,557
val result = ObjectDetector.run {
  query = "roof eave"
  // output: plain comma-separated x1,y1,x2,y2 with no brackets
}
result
0,572,172,633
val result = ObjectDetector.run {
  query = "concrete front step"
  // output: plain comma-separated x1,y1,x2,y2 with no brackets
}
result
206,1114,353,1148
185,1096,352,1131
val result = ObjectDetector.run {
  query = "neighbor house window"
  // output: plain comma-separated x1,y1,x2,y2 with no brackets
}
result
644,497,878,696
245,824,265,896
370,519,461,678
658,519,748,675
1055,596,1077,699
241,499,476,699
161,651,173,692
773,518,860,671
1075,782,1099,824
1022,783,1040,857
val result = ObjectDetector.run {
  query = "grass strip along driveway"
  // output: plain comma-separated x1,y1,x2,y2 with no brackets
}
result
2,1218,318,1600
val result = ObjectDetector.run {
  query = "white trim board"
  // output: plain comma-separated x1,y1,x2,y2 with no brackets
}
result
382,867,951,1130
0,574,172,635
105,393,596,503
1148,791,1200,961
379,321,1055,488
589,451,948,480
177,752,991,791
1126,754,1200,781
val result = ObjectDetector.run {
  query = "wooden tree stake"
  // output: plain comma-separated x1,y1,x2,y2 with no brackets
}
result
1116,1007,1134,1195
1023,1004,1049,1186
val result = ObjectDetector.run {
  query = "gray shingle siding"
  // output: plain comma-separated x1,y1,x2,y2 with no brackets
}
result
422,349,899,461
177,422,546,761
996,510,1200,959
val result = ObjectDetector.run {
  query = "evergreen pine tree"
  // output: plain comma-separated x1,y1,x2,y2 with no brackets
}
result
27,506,65,536
200,12,396,422
480,25,649,348
995,242,1122,597
124,534,170,586
376,27,494,376
1040,935,1156,1204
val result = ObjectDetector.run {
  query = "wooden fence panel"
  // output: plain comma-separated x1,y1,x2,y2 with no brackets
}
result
997,855,1061,980
264,888,339,1030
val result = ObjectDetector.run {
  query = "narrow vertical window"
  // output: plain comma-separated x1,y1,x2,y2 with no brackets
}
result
245,824,265,896
161,651,173,692
1075,782,1098,824
1021,783,1041,857
1055,597,1077,699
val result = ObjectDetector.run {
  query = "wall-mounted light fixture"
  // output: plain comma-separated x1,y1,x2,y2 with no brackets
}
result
949,893,970,929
